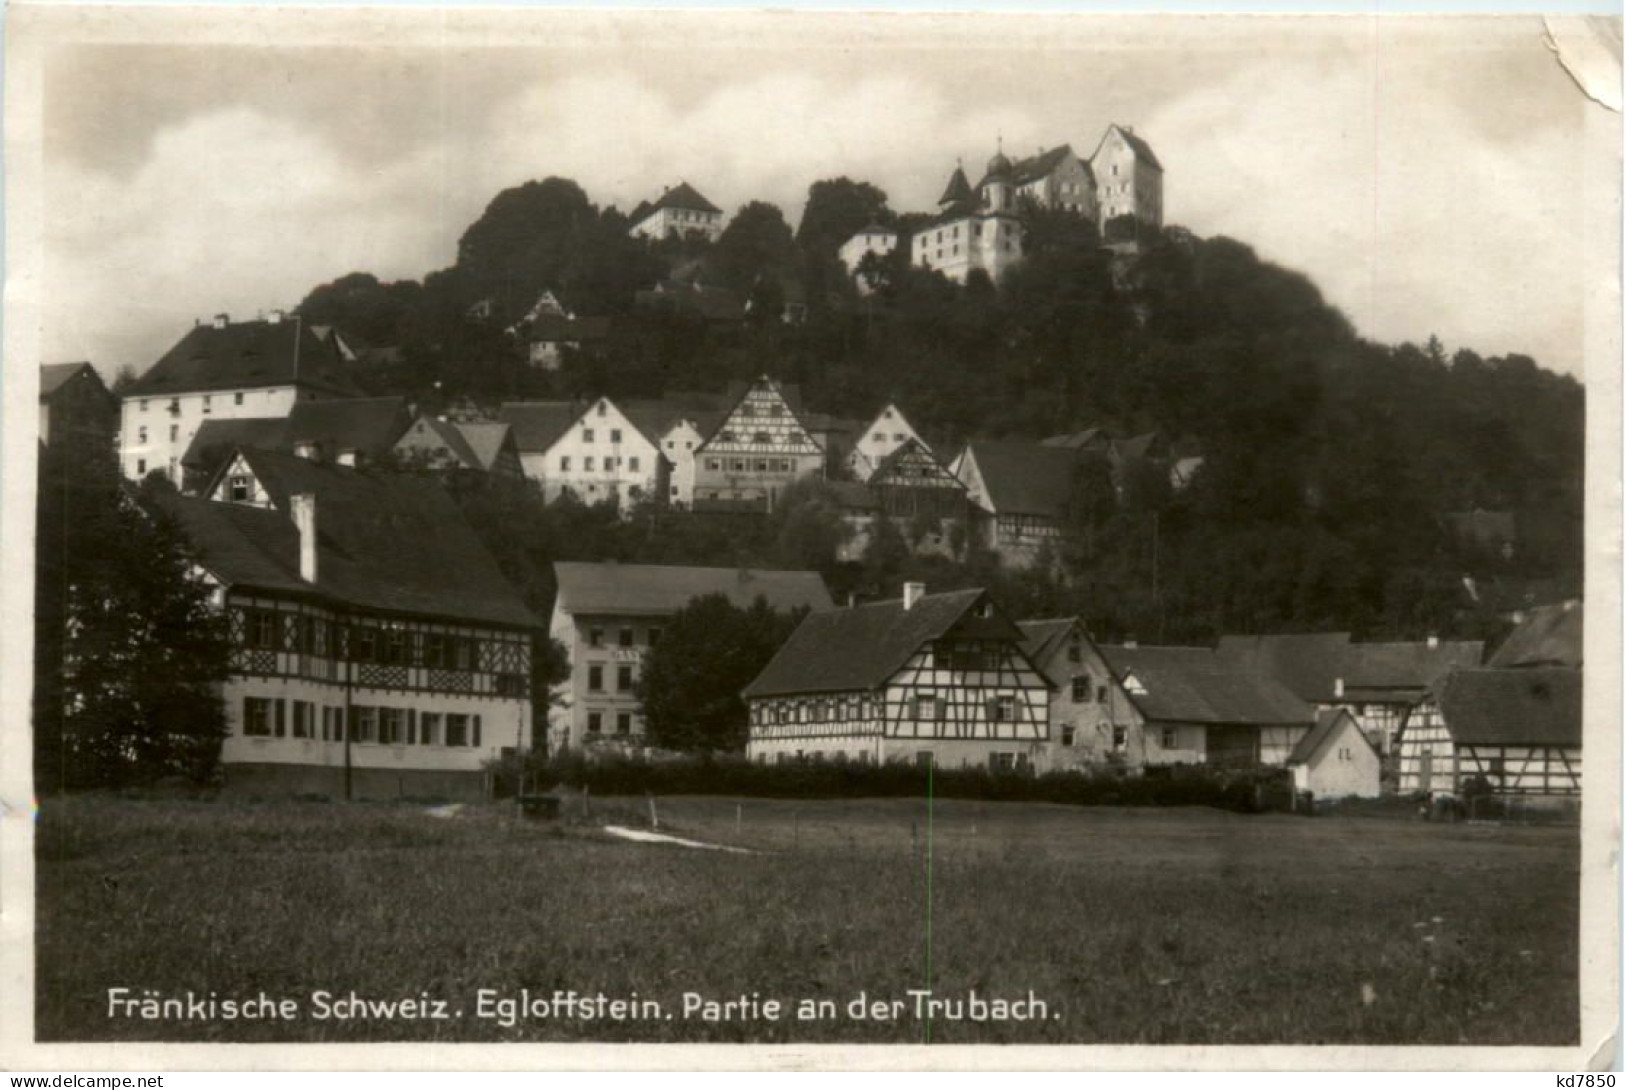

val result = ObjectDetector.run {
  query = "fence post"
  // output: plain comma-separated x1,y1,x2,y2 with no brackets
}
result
648,792,659,831
735,803,742,838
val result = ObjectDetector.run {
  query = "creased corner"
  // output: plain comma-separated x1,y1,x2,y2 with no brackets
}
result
1586,1031,1618,1071
1544,16,1622,113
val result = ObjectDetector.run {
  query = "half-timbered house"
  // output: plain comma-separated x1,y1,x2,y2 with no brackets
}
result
848,403,929,481
1396,668,1581,800
832,439,971,561
156,446,539,800
692,376,825,511
743,584,1052,770
951,440,1077,567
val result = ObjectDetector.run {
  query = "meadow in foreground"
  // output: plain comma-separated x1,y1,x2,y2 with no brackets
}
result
34,793,1578,1044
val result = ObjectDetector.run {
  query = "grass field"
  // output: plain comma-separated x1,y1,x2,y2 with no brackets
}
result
34,793,1578,1044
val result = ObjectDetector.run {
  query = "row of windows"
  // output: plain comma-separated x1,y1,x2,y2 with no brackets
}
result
138,392,247,413
703,457,801,474
241,697,483,746
585,710,636,735
558,454,641,472
578,427,623,443
870,431,908,443
587,664,636,693
239,609,521,674
751,691,1024,726
585,625,660,649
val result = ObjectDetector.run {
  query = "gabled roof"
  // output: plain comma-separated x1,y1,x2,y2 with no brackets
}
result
498,401,583,454
1288,708,1371,765
744,588,1007,699
1040,427,1110,451
554,562,832,620
619,393,732,445
41,362,109,401
1016,617,1096,685
124,318,365,398
634,281,747,323
938,167,975,206
1093,124,1164,171
455,422,516,472
180,397,411,476
1008,145,1087,187
398,415,482,469
964,440,1078,518
1105,648,1315,727
1488,601,1583,669
158,448,538,630
643,181,722,217
1338,640,1484,698
1435,668,1581,747
870,438,965,490
1213,632,1353,704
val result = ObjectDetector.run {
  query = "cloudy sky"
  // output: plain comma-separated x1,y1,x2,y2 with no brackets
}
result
35,12,1609,379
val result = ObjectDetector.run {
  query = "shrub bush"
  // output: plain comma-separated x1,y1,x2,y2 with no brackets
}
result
543,752,1294,813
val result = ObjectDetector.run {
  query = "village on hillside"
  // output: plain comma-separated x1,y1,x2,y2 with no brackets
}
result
37,120,1584,814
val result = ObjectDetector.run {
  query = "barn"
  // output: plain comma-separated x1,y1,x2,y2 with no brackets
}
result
1396,668,1581,800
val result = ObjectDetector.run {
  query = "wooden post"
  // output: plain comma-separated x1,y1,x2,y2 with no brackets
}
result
735,803,742,838
648,793,659,831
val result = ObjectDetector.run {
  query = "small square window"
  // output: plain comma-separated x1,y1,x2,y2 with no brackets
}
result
610,429,622,443
1161,727,1179,750
583,429,595,443
616,713,632,735
617,665,634,691
618,627,634,648
560,456,571,471
234,392,244,405
587,712,603,734
588,627,603,647
588,666,604,692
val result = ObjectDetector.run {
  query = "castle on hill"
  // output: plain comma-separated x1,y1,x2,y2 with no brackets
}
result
841,123,1165,289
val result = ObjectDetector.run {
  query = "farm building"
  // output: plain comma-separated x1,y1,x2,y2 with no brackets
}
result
392,416,523,479
1287,708,1381,800
1100,645,1316,770
692,376,826,512
744,584,1052,770
830,439,971,562
1017,618,1127,770
549,562,833,754
156,446,540,800
1395,668,1581,800
951,440,1077,568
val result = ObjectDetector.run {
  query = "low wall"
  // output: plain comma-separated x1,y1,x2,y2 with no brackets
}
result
222,762,490,802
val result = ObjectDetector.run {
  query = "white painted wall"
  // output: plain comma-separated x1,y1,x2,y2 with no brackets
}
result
121,385,301,481
536,398,666,507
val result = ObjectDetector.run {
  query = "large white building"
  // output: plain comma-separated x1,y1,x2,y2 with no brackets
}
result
838,225,900,293
119,312,364,483
499,397,670,508
911,125,1165,284
548,562,833,753
628,182,726,243
156,446,539,800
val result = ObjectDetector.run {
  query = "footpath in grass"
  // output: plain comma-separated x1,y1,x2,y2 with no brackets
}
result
34,793,1579,1045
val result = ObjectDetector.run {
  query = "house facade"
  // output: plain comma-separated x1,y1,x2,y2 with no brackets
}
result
119,312,364,483
548,562,833,753
181,395,413,490
1395,668,1581,800
692,376,825,510
392,416,523,479
849,403,928,482
952,440,1077,567
1091,123,1164,228
157,447,539,800
628,182,725,242
744,585,1052,770
1287,708,1382,800
1018,618,1130,770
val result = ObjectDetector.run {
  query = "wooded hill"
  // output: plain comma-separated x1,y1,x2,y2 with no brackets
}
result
291,175,1584,646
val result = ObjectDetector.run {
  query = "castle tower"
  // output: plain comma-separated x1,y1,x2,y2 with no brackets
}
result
982,140,1014,213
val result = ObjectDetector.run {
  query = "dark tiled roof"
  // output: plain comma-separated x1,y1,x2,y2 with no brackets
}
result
1288,708,1368,765
1040,427,1109,451
554,562,832,619
1488,602,1583,669
1339,640,1484,694
619,393,731,446
41,362,106,400
965,440,1078,518
1100,644,1219,676
397,415,482,469
647,181,722,216
1016,618,1094,685
1096,124,1164,171
744,588,995,698
455,422,515,471
498,401,583,454
180,397,412,475
1009,145,1087,186
159,448,538,629
938,167,974,206
1214,632,1353,703
1436,668,1581,747
124,319,364,398
635,282,746,323
1110,653,1315,727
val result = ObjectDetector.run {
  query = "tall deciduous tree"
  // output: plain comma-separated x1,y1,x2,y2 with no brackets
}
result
35,441,232,790
635,595,806,752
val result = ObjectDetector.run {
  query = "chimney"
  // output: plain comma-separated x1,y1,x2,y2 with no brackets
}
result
903,582,926,611
291,493,318,584
1334,677,1345,699
212,313,229,329
1427,635,1440,650
294,440,322,462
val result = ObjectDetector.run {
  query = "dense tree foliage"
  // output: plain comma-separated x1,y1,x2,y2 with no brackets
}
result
35,440,231,791
286,174,1581,646
634,594,808,752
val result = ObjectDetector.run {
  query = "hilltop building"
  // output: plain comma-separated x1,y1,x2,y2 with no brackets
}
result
549,562,833,753
628,182,726,243
156,447,539,800
119,312,364,483
838,225,900,293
